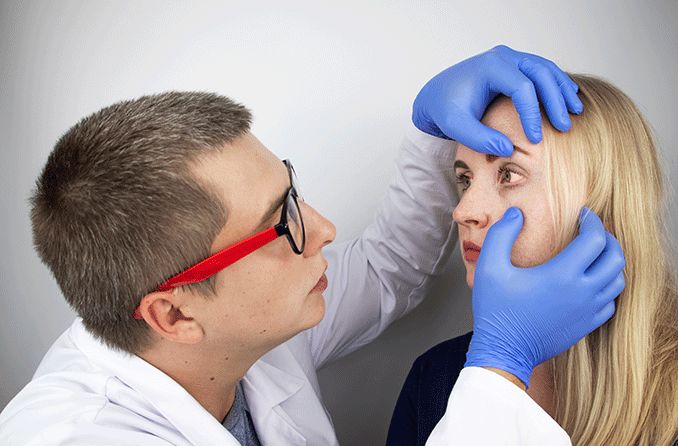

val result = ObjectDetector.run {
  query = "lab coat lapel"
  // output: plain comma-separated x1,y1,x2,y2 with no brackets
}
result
70,319,240,446
243,343,307,445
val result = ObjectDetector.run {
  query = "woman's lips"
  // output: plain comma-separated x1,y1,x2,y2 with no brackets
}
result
463,240,482,263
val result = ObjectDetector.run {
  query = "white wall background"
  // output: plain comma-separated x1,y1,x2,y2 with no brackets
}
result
1,1,676,444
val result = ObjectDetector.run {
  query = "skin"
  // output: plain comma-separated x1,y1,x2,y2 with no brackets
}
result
453,96,557,416
134,132,337,421
127,100,558,421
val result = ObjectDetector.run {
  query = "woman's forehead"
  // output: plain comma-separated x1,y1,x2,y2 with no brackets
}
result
483,98,534,147
455,98,545,165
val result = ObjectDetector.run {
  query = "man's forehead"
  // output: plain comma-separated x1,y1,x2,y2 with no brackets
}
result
191,132,283,185
189,133,289,245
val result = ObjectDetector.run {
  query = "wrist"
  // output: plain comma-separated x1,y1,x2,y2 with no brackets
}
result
465,334,534,388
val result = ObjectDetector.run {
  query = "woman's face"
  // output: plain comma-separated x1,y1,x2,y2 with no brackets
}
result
453,97,556,288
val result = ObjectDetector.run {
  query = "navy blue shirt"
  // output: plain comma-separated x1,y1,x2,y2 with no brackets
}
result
222,381,260,446
386,332,472,446
387,333,678,446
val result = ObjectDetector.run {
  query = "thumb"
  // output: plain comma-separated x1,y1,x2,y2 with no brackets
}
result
552,206,606,271
478,207,524,268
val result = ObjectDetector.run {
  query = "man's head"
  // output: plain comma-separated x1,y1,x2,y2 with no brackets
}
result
31,92,336,355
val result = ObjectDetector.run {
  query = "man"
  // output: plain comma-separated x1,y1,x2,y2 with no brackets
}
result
0,46,624,445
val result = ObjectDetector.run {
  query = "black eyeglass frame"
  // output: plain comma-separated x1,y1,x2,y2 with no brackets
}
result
276,159,306,255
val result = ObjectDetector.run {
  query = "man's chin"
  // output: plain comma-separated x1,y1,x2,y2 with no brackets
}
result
302,292,326,330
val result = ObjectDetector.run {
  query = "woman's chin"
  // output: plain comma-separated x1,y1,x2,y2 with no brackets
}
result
466,267,474,289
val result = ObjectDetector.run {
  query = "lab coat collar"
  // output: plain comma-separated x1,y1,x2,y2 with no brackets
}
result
69,318,239,446
242,342,308,444
244,343,306,408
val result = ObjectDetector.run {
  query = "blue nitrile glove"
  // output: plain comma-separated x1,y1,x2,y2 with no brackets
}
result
464,207,626,388
412,45,583,156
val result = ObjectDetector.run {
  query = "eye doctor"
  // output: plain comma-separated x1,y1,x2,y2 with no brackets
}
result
0,45,624,446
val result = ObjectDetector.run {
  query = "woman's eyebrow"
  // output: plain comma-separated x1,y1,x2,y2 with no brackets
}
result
454,144,530,169
513,145,530,157
454,160,469,169
486,144,531,162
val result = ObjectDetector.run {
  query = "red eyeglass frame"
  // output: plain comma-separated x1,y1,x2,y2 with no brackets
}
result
132,159,304,319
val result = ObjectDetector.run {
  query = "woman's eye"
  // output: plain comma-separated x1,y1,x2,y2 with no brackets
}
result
498,167,524,187
455,173,471,192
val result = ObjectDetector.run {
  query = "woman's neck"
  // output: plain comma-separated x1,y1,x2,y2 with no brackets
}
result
527,359,556,419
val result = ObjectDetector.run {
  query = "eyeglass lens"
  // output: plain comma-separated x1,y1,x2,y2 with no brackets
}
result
286,163,304,251
286,194,304,251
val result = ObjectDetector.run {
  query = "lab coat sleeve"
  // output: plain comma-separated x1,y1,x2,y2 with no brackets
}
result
426,367,572,445
308,122,459,369
0,416,178,446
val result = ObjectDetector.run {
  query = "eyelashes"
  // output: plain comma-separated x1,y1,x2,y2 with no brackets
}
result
455,173,472,191
455,165,526,193
498,166,524,189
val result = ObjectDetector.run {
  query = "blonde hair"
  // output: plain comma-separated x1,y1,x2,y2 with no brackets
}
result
542,74,678,445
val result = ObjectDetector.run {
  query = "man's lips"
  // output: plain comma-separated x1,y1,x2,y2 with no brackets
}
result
310,274,328,293
310,265,329,293
463,240,482,263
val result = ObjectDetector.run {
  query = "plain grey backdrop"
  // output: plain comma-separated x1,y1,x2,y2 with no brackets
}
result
1,1,676,444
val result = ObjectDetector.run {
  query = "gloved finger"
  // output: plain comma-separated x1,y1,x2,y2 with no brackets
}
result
552,207,606,274
531,55,580,93
585,232,626,286
478,207,524,268
518,58,571,132
594,270,626,308
439,111,514,156
487,64,542,144
560,82,583,115
592,300,616,328
543,63,582,114
522,54,582,115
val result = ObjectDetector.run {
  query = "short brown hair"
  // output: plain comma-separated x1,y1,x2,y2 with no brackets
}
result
30,91,252,353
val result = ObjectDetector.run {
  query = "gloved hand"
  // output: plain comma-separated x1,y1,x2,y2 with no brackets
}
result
464,207,626,388
412,45,583,156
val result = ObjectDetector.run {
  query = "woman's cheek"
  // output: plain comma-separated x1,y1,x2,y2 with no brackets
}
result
510,230,536,267
509,207,556,267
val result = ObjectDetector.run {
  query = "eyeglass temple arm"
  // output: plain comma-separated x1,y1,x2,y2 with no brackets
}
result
132,225,284,320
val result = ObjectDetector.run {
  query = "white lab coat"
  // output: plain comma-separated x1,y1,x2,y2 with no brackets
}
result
0,123,571,445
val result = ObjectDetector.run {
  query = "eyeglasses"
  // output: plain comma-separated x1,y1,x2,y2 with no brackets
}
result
132,159,305,319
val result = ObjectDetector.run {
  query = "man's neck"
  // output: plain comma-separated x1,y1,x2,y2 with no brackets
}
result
137,342,260,422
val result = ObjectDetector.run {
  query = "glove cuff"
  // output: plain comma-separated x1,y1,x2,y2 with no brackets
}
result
464,338,534,388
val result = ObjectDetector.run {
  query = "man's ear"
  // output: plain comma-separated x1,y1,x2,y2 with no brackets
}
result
136,290,205,345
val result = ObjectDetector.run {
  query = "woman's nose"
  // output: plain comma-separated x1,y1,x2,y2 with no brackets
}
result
452,189,491,229
300,202,336,256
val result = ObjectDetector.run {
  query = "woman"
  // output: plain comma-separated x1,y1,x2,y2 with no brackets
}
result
386,75,678,446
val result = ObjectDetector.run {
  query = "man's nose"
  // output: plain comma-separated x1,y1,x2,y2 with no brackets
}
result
301,202,336,256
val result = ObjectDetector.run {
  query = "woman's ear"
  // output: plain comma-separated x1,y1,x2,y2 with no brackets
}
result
136,290,205,345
